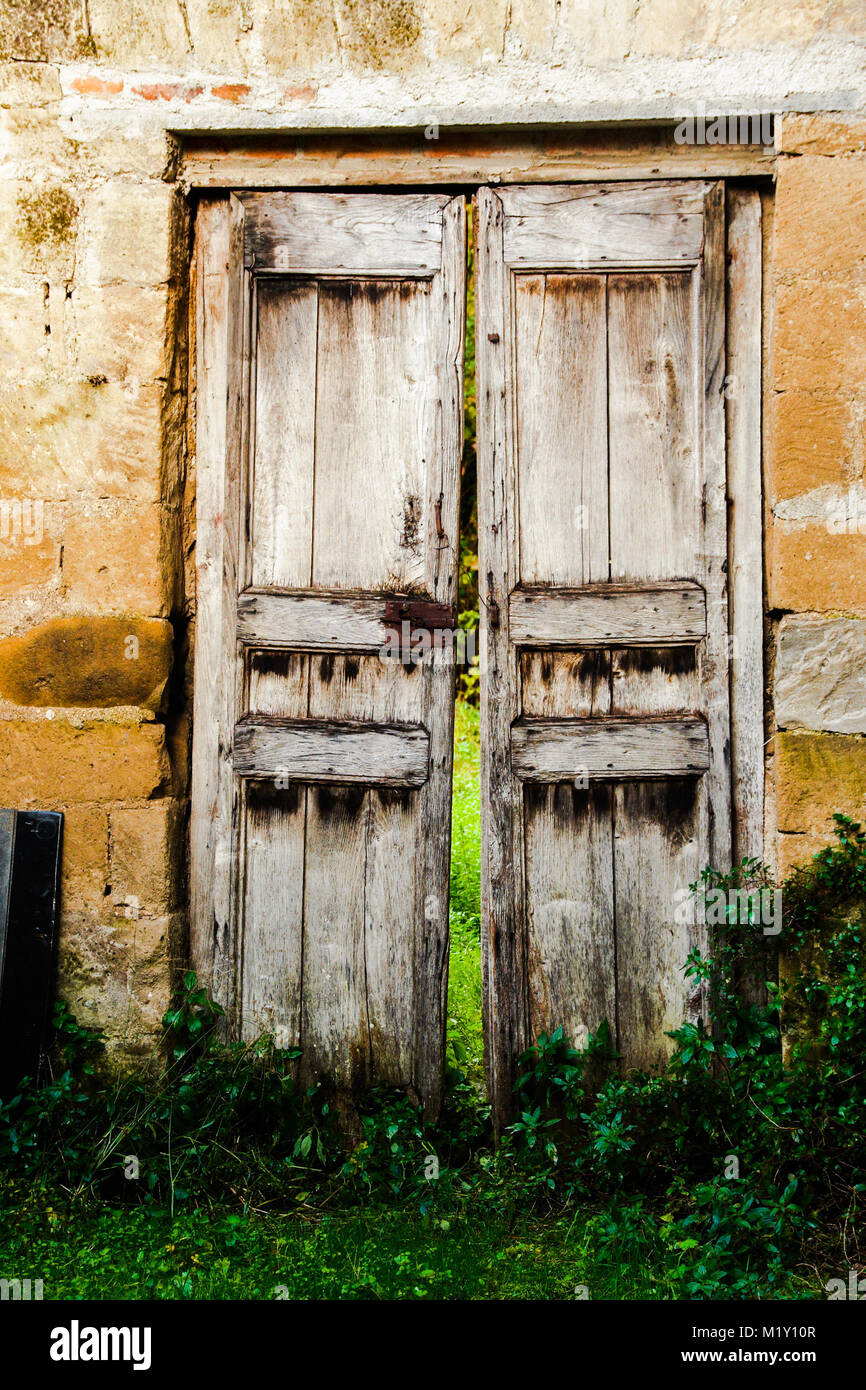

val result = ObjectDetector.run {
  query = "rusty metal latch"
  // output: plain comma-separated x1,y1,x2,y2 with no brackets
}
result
383,599,457,637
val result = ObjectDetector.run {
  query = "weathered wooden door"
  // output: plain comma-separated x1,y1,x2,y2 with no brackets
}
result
476,182,732,1125
191,193,465,1114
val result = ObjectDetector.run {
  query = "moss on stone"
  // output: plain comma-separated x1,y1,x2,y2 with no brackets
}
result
17,183,78,250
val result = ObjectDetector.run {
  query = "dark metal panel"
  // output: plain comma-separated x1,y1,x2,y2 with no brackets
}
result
0,809,63,1098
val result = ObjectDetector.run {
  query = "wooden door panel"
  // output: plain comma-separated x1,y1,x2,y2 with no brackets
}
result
477,181,731,1128
613,779,702,1071
515,273,608,586
524,783,616,1050
192,192,464,1115
607,271,698,581
240,782,305,1045
251,281,317,589
313,279,432,592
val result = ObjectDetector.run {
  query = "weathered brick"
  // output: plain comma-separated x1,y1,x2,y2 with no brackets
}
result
83,0,190,67
0,616,173,710
0,503,61,599
0,719,170,804
778,113,866,157
775,832,820,878
60,803,109,907
244,0,348,72
0,286,53,383
769,391,854,501
70,74,123,96
62,504,170,615
2,103,77,175
0,379,166,501
775,155,866,280
775,731,866,837
109,800,182,915
0,61,62,107
12,180,78,280
70,284,169,383
57,907,180,1058
79,181,176,288
72,129,180,182
775,615,866,734
0,0,87,62
773,280,866,392
769,523,866,613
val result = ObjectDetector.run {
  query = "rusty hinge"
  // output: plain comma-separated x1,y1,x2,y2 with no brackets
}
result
383,598,457,636
485,573,500,630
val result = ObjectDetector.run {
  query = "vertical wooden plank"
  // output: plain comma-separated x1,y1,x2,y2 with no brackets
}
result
190,196,239,1003
699,183,733,883
614,780,703,1069
250,281,317,588
240,783,305,1046
221,195,255,1025
300,785,369,1090
412,195,465,1111
515,274,609,585
607,271,698,581
521,649,611,718
303,649,424,1095
476,187,526,1132
610,646,699,714
524,784,616,1049
313,280,431,593
247,650,310,718
365,787,417,1085
304,652,422,725
726,188,764,865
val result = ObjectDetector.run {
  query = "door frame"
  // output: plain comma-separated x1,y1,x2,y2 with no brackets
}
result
187,140,765,1118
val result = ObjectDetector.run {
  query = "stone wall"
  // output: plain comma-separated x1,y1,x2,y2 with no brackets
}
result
1,0,865,1058
771,114,866,873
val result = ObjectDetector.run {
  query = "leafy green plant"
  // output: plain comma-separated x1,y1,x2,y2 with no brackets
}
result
1,782,863,1301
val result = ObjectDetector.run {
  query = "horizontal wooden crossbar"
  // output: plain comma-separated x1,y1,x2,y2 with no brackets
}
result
238,590,390,651
233,718,430,787
511,717,710,781
500,182,708,268
240,191,448,275
509,582,706,647
237,590,456,651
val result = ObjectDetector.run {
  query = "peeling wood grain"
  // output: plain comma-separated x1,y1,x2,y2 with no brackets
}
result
510,583,706,646
501,181,709,268
233,717,430,786
726,188,764,865
511,716,710,781
183,129,774,193
514,274,608,585
614,779,702,1071
240,191,449,275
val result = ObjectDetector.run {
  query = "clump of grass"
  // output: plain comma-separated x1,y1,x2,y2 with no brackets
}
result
447,700,483,1082
449,700,480,923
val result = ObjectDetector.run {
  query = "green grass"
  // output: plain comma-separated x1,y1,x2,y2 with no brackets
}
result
0,703,837,1302
447,701,483,1082
449,699,481,923
0,1183,668,1300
